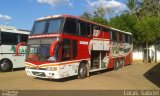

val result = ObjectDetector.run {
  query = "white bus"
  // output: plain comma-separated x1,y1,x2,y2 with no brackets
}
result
0,25,30,72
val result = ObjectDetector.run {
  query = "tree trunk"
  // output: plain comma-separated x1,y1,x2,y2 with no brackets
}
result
155,44,157,63
146,42,149,62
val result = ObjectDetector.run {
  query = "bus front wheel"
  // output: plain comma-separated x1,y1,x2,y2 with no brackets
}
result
78,63,88,79
0,59,12,72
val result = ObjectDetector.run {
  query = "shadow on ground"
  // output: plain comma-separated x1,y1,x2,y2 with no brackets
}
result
144,63,160,88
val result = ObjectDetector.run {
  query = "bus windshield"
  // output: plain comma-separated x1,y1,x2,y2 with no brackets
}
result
31,18,63,35
27,44,59,61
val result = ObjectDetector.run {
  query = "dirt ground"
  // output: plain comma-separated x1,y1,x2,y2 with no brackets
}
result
0,62,159,90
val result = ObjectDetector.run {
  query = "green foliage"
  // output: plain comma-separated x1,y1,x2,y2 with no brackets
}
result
91,17,108,25
109,13,137,32
80,0,160,47
136,0,160,18
134,16,160,45
126,0,137,14
109,13,139,45
80,12,92,20
80,6,109,25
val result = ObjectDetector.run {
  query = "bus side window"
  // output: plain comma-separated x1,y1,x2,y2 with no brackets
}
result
72,40,77,59
20,34,28,42
130,35,133,44
119,33,123,42
122,34,125,43
112,31,117,42
110,30,113,40
78,21,90,37
1,32,18,45
129,35,132,44
125,34,129,43
63,18,77,35
62,39,71,61
90,24,93,38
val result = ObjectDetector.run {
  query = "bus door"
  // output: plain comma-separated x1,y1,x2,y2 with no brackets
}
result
91,26,110,70
102,28,110,69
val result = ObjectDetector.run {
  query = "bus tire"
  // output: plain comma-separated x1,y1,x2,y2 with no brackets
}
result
119,59,124,68
0,59,12,72
114,60,119,70
78,63,88,79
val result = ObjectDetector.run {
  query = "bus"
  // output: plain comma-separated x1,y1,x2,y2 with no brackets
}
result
0,25,29,72
24,15,133,79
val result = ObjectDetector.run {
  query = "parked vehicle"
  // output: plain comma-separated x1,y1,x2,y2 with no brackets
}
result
0,25,30,72
24,15,133,79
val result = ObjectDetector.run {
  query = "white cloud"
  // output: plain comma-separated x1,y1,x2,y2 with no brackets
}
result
86,0,127,13
0,14,12,21
36,0,73,7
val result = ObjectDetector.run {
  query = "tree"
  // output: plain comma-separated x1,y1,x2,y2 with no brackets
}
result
134,16,160,62
80,6,110,25
109,13,137,32
135,16,160,45
80,11,92,20
109,13,138,45
126,0,138,14
136,0,160,18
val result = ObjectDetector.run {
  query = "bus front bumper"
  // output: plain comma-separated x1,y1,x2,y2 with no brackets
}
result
25,68,61,79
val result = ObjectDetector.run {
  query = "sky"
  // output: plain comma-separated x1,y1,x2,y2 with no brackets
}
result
0,0,128,30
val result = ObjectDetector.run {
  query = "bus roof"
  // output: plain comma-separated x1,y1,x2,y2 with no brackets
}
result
36,14,110,28
0,25,30,35
111,28,132,35
36,14,131,35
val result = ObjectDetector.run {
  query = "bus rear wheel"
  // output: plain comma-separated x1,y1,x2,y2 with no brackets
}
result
78,63,88,79
0,59,12,72
114,60,119,70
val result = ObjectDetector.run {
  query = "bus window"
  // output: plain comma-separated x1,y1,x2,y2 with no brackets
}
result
78,21,90,37
103,27,109,33
63,18,77,35
39,44,50,60
72,40,77,59
112,31,117,42
87,24,91,37
125,34,132,44
20,34,28,42
110,30,113,40
48,19,62,33
1,32,18,45
32,18,62,35
62,39,71,61
129,35,132,44
32,21,46,34
119,33,123,42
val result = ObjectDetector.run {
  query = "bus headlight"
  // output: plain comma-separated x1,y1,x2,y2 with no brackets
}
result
47,67,57,71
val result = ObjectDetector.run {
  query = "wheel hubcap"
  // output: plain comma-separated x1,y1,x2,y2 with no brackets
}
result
80,68,86,75
1,60,8,69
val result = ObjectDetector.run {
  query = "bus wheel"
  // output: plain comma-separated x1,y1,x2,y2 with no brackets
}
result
119,59,124,68
114,60,119,70
0,59,12,72
78,63,88,79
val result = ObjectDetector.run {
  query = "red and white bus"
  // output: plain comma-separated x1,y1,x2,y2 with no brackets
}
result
24,15,133,79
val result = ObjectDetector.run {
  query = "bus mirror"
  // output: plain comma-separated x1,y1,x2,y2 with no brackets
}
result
50,41,60,57
16,42,27,56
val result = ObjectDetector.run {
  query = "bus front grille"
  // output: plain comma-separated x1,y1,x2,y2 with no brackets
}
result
32,71,46,77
